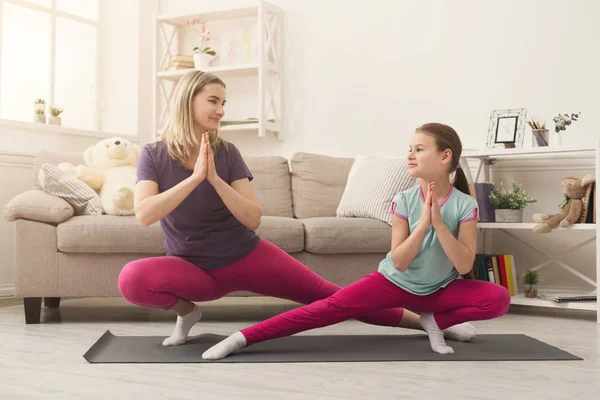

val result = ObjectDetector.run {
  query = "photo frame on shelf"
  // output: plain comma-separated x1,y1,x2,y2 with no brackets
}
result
486,109,527,149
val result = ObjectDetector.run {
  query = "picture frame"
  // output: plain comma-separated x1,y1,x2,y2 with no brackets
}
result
486,109,527,149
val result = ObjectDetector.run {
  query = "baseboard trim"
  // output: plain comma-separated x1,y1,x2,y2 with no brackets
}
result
0,284,15,297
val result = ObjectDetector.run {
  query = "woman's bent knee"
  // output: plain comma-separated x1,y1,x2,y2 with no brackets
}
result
118,259,149,304
492,285,511,317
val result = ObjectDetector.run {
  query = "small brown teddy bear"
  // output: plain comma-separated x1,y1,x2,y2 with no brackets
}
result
532,174,595,233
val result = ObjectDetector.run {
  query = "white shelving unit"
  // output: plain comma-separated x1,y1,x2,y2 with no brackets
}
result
462,142,599,323
152,1,283,140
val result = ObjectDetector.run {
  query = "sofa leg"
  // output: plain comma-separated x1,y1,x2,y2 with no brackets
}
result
24,297,42,324
44,297,61,308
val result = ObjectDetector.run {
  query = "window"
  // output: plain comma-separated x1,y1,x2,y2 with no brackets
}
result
0,0,100,131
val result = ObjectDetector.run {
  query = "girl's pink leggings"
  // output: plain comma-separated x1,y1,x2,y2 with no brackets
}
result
240,270,510,345
118,239,405,328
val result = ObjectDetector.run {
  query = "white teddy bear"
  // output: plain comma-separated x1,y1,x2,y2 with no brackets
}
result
59,137,140,216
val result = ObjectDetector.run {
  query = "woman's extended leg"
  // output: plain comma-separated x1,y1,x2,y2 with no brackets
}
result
211,240,408,326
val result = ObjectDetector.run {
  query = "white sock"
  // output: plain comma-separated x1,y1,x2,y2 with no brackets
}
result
202,331,247,360
162,303,202,347
443,322,476,342
420,312,454,354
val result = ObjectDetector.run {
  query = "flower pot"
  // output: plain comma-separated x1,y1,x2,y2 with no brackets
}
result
193,52,213,70
33,113,45,123
494,209,523,223
47,116,61,126
525,286,538,298
549,131,563,147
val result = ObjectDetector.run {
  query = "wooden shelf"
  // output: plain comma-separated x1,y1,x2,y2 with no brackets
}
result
220,122,258,132
510,294,596,311
157,7,259,25
463,146,595,159
477,223,596,230
157,64,259,80
153,2,283,140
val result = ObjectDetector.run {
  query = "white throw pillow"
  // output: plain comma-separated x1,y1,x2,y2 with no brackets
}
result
38,164,104,215
336,156,416,225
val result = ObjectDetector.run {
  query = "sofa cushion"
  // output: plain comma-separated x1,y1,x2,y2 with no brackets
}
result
245,156,293,218
291,153,354,219
57,215,304,254
33,150,83,190
256,216,304,253
301,217,391,254
57,216,164,253
4,190,74,224
336,156,416,225
38,164,104,215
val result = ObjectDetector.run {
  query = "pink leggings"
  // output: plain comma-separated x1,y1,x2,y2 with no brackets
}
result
118,239,404,328
241,270,511,346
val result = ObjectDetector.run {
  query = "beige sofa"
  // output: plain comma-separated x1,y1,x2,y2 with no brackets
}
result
5,151,394,323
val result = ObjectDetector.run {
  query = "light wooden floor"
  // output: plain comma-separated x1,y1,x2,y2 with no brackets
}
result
0,297,598,400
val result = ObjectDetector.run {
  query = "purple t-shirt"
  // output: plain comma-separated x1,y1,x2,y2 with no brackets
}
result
137,140,260,270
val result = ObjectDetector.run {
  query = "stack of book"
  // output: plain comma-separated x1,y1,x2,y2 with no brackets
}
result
165,55,194,71
579,181,596,223
472,254,518,295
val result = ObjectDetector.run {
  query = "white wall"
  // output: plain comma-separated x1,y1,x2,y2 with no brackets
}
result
101,0,140,137
155,0,600,159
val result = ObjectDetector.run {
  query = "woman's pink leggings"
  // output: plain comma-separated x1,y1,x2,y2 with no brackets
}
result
118,239,405,328
241,270,510,345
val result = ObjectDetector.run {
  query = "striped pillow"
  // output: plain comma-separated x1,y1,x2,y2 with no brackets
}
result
336,156,416,225
38,164,103,215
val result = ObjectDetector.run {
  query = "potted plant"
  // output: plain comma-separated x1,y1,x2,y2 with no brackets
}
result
187,18,217,69
33,98,45,121
523,270,539,298
33,108,45,123
489,182,536,223
47,106,64,126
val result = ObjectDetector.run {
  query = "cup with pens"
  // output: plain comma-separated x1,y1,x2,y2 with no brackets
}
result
529,121,549,147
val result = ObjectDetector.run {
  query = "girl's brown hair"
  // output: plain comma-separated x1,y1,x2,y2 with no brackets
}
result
415,123,470,196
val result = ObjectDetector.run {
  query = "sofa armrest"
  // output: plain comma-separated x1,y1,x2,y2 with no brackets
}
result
4,190,74,224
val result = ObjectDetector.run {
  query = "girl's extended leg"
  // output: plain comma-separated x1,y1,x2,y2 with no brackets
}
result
202,271,423,359
211,240,475,339
118,256,226,346
202,273,510,359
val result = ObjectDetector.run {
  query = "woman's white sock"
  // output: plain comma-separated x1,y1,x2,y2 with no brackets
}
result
162,303,203,346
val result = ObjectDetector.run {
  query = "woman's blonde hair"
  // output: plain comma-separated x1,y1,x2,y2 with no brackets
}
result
158,70,228,166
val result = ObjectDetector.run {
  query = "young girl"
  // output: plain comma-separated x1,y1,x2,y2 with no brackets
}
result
117,72,475,347
202,123,511,359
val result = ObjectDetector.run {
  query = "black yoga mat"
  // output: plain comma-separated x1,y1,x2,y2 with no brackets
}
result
83,330,582,363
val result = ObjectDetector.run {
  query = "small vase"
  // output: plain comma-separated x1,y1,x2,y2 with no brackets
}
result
549,131,563,147
33,113,45,123
34,103,45,113
47,116,61,126
193,52,213,70
525,286,538,298
494,209,523,223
